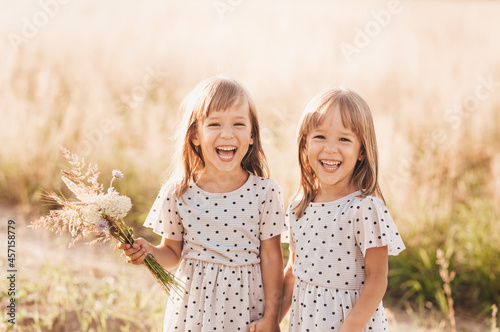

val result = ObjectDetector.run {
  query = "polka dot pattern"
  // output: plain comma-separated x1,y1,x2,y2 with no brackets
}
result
287,191,405,331
143,174,287,331
163,260,265,331
289,280,389,331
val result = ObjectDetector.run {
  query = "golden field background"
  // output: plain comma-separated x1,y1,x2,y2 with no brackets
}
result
1,0,500,331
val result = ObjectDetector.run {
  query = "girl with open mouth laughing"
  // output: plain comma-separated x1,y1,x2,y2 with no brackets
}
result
119,76,286,332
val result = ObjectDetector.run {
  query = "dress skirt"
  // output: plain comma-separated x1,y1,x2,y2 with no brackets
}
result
289,279,388,331
163,258,265,331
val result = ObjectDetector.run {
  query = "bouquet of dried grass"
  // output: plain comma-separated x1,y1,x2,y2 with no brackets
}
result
30,146,186,297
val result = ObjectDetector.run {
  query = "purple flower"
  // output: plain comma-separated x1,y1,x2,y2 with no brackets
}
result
94,218,111,233
112,169,124,178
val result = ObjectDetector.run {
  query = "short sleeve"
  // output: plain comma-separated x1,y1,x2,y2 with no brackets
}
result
281,211,291,244
285,227,295,253
281,201,298,246
259,179,287,240
354,196,405,256
143,183,183,241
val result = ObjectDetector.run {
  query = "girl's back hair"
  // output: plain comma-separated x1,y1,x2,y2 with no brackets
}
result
294,87,385,218
166,76,270,197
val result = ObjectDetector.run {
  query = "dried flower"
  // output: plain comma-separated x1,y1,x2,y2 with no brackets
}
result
94,218,111,233
30,147,187,297
112,169,124,178
82,204,103,225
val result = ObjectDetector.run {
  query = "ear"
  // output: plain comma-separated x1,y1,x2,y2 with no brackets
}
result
358,148,365,161
249,135,254,146
300,138,310,162
192,133,200,146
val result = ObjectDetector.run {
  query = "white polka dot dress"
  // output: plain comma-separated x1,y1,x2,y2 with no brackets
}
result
144,174,286,331
287,191,405,331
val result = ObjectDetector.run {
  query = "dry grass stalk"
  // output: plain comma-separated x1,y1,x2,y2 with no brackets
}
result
492,304,499,332
436,249,456,332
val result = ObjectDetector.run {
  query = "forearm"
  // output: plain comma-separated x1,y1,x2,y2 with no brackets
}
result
149,242,182,270
341,246,389,331
342,272,387,330
260,237,285,321
262,265,283,319
280,262,295,322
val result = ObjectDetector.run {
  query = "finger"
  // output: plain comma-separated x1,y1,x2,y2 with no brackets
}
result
129,248,145,261
117,243,131,250
125,245,144,258
130,250,148,265
133,237,146,246
131,245,150,260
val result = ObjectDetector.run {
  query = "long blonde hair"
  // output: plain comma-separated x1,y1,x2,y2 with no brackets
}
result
167,76,269,197
294,87,384,218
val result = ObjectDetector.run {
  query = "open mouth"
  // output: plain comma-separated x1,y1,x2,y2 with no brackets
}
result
320,160,341,171
216,146,237,160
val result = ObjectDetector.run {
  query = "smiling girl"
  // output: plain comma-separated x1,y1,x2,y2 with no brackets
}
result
119,76,286,332
281,87,405,331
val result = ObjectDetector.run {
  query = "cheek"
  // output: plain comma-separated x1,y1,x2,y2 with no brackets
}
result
305,141,320,157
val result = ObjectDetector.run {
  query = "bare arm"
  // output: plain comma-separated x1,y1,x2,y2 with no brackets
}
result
280,244,295,322
118,237,183,270
248,235,284,332
339,246,388,332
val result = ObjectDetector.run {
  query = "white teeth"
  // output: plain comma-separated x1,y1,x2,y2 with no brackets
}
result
322,161,341,166
217,146,236,151
216,146,236,160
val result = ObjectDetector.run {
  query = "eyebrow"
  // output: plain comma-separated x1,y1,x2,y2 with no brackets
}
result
339,130,356,137
311,127,356,137
206,114,249,121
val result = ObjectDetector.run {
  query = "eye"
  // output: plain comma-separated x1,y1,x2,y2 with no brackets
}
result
313,135,325,139
207,122,220,127
340,137,351,142
234,122,246,127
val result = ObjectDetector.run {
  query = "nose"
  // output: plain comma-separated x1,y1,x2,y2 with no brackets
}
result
220,125,234,139
324,142,338,154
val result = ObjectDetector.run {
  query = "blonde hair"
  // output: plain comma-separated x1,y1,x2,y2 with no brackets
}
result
167,76,269,197
294,87,384,218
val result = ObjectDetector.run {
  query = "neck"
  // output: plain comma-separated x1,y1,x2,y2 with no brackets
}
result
195,168,249,193
313,182,359,203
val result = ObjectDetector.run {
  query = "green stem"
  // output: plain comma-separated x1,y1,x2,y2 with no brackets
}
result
108,219,189,297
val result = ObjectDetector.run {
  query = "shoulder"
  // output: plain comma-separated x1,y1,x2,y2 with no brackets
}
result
158,181,176,196
286,198,302,218
249,175,282,193
154,181,183,205
352,193,392,217
355,194,386,207
288,198,301,211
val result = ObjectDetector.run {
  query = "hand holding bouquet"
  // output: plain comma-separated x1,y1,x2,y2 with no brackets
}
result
30,147,186,297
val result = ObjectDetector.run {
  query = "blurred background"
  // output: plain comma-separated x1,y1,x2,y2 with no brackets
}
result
1,0,499,331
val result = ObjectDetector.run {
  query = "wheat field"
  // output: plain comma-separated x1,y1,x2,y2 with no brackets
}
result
1,0,499,331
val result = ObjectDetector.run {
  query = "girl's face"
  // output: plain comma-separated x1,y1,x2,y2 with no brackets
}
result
192,98,254,177
305,105,364,197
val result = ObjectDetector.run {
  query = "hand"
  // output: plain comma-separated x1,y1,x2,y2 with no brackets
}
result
248,321,257,332
247,315,280,332
117,237,151,265
338,321,364,332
